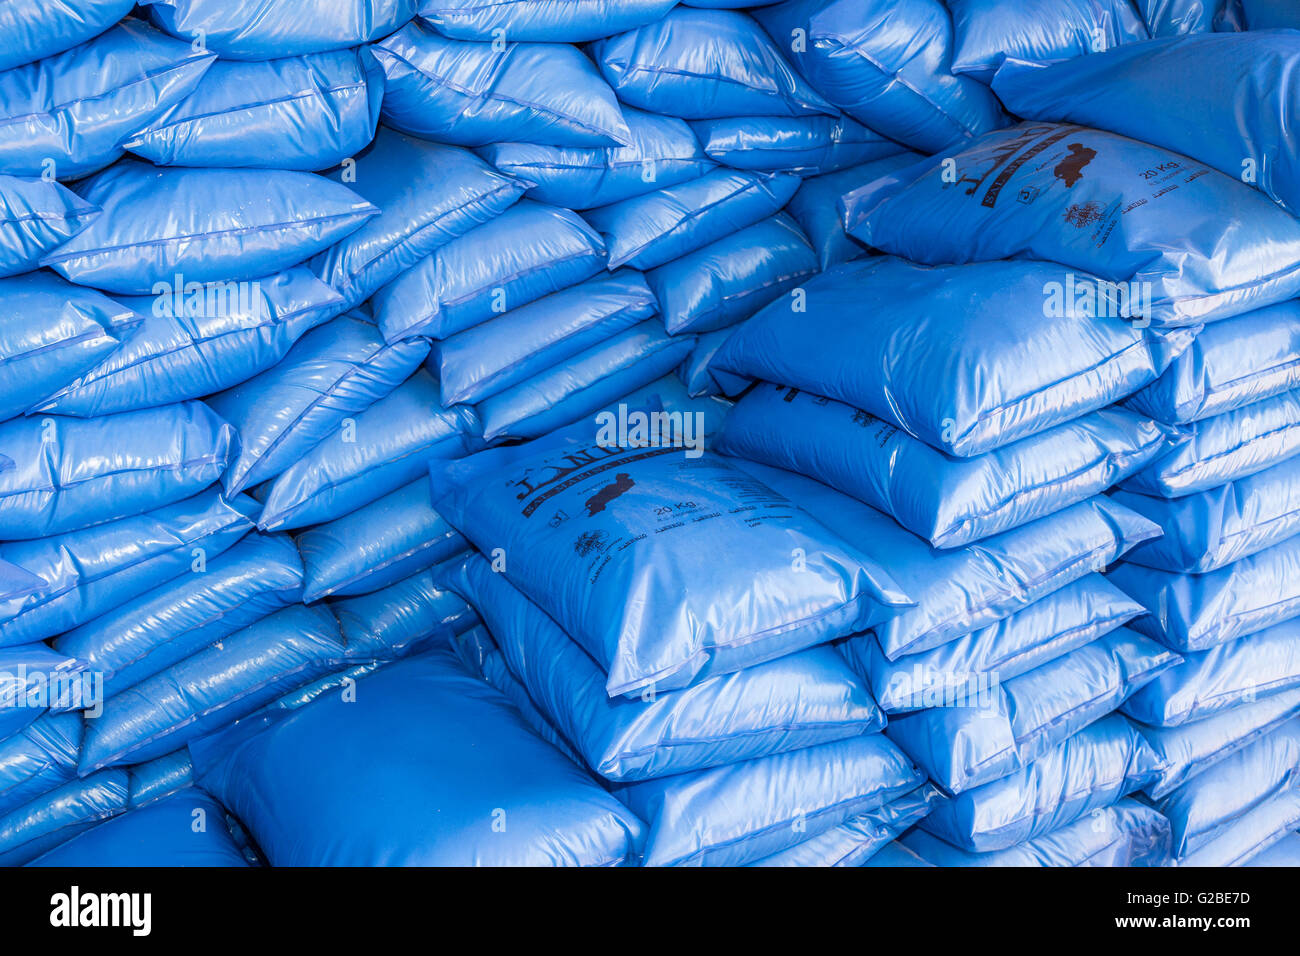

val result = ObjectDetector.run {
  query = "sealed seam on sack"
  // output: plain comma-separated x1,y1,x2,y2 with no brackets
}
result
420,0,679,42
747,786,939,867
440,552,884,782
429,416,911,698
719,384,1168,548
0,175,100,278
713,256,1194,458
0,770,128,867
690,115,904,176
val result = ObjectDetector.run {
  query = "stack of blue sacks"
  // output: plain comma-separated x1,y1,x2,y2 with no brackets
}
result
703,1,1300,866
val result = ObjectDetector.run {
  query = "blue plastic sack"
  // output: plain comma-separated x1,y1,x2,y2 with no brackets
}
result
0,770,127,867
432,270,657,407
0,490,256,648
713,258,1191,456
312,129,528,310
584,169,800,271
901,798,1172,866
44,161,377,295
374,21,630,147
880,628,1177,795
947,0,1148,82
748,786,938,867
1135,686,1300,799
1121,620,1300,725
330,566,477,661
209,314,430,495
142,0,417,59
193,645,645,866
648,215,818,335
1155,718,1300,857
374,201,607,341
1180,788,1300,867
34,269,344,419
1110,536,1300,650
27,790,249,867
257,370,474,532
615,733,923,867
593,8,834,119
441,552,884,781
0,560,44,608
297,480,466,602
127,751,194,809
721,386,1168,548
690,115,902,175
735,460,1160,659
844,123,1300,327
0,644,90,717
919,714,1163,852
992,31,1300,214
125,48,384,171
852,575,1145,713
752,0,1009,153
0,714,82,818
1119,389,1300,498
785,154,923,271
1138,0,1223,34
80,604,343,773
474,322,695,443
0,403,234,539
0,272,138,421
0,175,99,277
1237,0,1300,28
1124,301,1300,425
421,0,676,41
52,533,303,695
0,18,214,179
863,841,934,867
1114,457,1300,574
677,328,751,398
1245,831,1300,867
479,109,714,211
0,0,135,72
429,418,910,698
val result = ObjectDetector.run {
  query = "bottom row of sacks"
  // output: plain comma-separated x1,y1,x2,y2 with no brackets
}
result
8,631,1300,868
